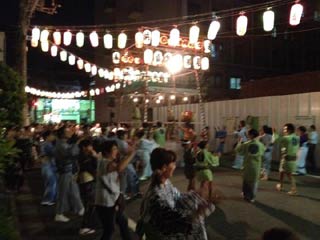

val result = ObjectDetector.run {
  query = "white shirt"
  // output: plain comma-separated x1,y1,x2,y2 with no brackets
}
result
309,131,319,145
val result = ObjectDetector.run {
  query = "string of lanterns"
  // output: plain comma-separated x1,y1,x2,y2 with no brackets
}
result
25,86,88,99
31,1,304,49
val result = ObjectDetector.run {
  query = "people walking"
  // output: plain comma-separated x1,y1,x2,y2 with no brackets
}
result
95,140,135,240
40,130,57,206
307,125,318,172
276,123,300,195
259,125,273,180
54,126,84,222
236,129,265,202
295,126,308,175
232,120,248,169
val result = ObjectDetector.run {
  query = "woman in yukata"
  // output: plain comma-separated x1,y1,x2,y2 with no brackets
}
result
136,148,215,240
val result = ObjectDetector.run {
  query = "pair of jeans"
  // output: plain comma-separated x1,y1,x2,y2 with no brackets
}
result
126,163,139,195
96,205,132,240
41,162,57,203
262,148,273,176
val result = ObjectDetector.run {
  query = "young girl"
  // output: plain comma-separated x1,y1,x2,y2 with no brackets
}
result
195,141,220,199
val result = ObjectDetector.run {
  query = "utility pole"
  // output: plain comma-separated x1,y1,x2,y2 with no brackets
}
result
14,0,60,126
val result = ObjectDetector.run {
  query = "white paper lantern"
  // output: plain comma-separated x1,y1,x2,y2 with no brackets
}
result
203,40,211,53
170,95,176,100
32,27,40,41
263,9,275,31
90,89,95,96
183,96,188,102
53,31,61,45
207,20,220,40
41,41,49,52
63,31,72,46
91,65,97,76
50,45,58,57
40,29,50,42
31,39,38,48
144,49,153,65
112,52,121,64
189,25,200,44
103,33,113,49
290,3,303,26
183,55,192,69
89,31,99,47
98,68,105,78
193,56,201,70
143,29,152,45
77,59,84,70
135,31,144,48
169,28,180,47
68,55,76,65
84,63,91,73
76,31,85,47
201,57,209,70
236,14,248,36
60,50,67,61
167,54,183,74
153,51,163,65
104,69,110,79
151,29,160,47
118,32,127,49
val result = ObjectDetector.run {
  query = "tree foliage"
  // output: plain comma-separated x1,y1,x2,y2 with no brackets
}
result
0,63,26,127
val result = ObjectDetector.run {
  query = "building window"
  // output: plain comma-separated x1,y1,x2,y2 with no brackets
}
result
230,77,241,89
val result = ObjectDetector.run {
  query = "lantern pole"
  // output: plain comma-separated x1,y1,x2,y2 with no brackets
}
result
194,70,206,128
143,65,149,123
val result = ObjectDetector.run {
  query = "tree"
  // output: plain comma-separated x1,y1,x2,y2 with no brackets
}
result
0,63,26,126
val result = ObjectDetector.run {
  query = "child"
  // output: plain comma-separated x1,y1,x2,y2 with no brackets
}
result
195,141,220,199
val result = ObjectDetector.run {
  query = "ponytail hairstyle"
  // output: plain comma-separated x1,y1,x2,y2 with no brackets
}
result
150,148,176,187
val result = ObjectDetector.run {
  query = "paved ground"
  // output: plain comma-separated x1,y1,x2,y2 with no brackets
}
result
13,156,320,240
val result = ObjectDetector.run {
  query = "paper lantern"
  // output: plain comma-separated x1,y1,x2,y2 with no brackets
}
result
201,57,209,70
144,49,153,65
98,68,105,78
118,32,127,49
170,95,176,100
103,33,113,49
183,55,192,69
50,45,58,57
263,9,275,31
203,40,211,53
104,69,110,79
31,39,38,48
167,54,183,74
76,31,85,47
153,51,163,65
236,14,248,36
32,27,40,41
60,50,67,61
41,41,49,52
151,29,160,46
91,65,97,76
169,27,180,47
207,20,220,40
189,25,200,44
84,63,91,73
183,97,188,102
77,59,84,70
143,29,152,45
68,55,76,65
53,31,61,45
90,89,95,96
40,29,49,42
112,52,121,64
89,31,99,47
193,56,201,70
63,31,72,46
135,31,144,48
290,3,303,26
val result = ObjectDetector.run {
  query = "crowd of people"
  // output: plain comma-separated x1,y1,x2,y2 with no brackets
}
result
3,119,314,239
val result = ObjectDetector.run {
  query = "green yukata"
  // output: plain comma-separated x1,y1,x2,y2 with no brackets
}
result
153,127,166,147
195,149,219,182
236,139,266,183
236,139,265,201
279,134,299,173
